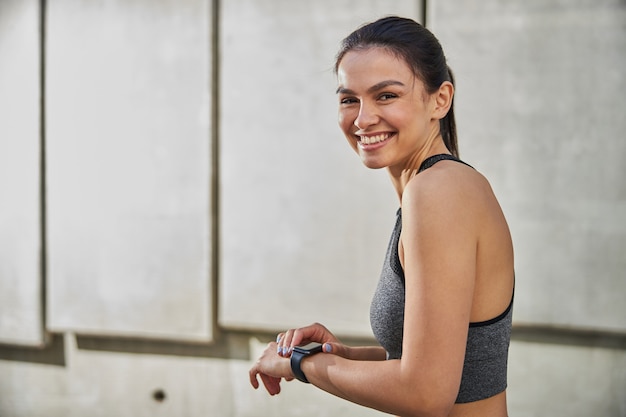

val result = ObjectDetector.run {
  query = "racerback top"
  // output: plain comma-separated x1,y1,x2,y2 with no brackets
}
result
369,154,513,404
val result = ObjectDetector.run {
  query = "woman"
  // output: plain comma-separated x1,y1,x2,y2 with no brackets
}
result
249,16,514,417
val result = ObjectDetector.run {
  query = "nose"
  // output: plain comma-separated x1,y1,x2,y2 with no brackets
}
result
354,102,378,130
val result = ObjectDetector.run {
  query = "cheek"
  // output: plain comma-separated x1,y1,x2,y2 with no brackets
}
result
338,108,357,133
337,110,348,131
338,111,359,152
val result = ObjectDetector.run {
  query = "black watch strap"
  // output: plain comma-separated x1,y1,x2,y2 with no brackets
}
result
290,349,310,383
290,342,323,383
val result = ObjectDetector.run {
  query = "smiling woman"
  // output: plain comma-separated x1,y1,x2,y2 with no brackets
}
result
249,16,514,417
336,47,453,178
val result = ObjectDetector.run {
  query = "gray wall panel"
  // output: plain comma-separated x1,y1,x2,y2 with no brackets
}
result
219,0,420,336
46,0,213,341
430,0,626,331
0,0,44,346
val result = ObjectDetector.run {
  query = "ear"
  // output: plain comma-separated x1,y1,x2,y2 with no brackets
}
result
431,81,454,120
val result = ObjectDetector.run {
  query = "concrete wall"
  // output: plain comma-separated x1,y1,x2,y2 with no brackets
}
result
431,0,626,333
1,0,625,416
0,0,43,347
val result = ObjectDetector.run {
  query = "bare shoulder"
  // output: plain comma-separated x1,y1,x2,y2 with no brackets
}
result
402,160,494,220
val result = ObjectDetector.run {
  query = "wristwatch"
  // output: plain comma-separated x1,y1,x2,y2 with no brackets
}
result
290,342,323,383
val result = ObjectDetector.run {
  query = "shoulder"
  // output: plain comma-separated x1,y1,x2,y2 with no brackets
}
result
405,160,488,208
401,160,493,234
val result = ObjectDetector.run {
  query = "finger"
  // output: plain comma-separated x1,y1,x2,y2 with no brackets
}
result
276,333,285,355
290,323,337,351
322,342,346,357
249,366,260,389
280,329,295,357
290,328,306,349
260,373,282,396
287,325,317,352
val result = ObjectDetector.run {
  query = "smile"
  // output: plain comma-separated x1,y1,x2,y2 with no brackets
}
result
358,133,394,145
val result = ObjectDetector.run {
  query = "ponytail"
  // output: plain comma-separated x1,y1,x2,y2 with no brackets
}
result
440,65,458,157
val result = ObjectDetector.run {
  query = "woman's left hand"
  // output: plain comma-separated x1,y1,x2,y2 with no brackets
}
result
249,341,294,395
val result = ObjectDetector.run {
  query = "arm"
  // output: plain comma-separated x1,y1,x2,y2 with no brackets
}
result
250,324,386,395
252,169,479,417
300,171,478,416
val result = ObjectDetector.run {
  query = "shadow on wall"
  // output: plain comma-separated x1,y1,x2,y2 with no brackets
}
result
2,326,625,370
0,334,65,367
0,331,253,366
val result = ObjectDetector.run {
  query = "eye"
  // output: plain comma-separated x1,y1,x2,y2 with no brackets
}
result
339,96,359,105
378,93,397,101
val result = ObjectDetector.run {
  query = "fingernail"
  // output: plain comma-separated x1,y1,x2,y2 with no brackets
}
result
276,335,282,343
324,344,332,353
281,347,288,356
277,346,281,354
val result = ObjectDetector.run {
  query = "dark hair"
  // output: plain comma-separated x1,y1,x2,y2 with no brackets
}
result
335,16,458,157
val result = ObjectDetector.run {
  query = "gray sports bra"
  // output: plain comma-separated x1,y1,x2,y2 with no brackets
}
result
369,154,513,404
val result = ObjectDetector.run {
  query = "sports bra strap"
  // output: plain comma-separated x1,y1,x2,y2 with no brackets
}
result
418,154,473,173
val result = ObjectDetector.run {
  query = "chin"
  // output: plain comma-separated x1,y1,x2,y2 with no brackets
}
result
360,158,387,170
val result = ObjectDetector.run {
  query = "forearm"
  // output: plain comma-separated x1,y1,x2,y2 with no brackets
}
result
300,354,453,417
345,345,387,361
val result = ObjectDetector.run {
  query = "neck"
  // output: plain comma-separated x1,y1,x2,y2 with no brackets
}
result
387,134,449,203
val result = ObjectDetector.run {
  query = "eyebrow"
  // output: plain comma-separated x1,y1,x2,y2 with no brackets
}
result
336,80,406,95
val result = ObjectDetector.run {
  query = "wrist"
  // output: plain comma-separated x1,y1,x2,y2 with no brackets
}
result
284,355,295,379
290,342,323,383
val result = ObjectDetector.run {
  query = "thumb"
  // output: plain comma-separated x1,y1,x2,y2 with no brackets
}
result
322,342,350,358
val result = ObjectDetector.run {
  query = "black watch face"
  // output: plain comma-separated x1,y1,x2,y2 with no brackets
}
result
295,342,323,353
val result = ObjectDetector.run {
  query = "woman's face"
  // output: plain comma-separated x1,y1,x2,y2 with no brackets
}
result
336,47,438,171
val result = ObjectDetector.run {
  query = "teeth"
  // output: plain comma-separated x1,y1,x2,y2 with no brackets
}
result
359,133,390,145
